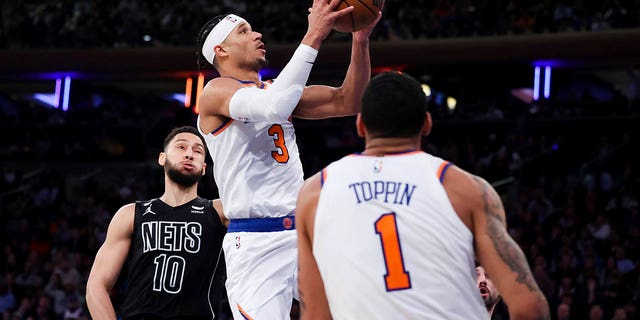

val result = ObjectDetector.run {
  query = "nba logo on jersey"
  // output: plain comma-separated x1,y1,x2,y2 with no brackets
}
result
235,236,241,249
373,160,383,173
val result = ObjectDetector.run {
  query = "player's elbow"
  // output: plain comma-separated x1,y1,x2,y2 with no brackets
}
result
508,294,550,320
85,283,99,309
85,277,107,305
264,86,304,121
230,85,303,122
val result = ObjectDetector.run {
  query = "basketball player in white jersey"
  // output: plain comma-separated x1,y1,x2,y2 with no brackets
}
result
296,72,550,319
195,0,381,318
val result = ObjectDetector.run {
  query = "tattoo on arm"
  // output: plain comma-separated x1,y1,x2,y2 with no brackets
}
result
298,264,306,314
475,177,541,293
476,177,550,319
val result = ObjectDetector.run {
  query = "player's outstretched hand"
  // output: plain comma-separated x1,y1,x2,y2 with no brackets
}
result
304,0,355,48
353,11,382,42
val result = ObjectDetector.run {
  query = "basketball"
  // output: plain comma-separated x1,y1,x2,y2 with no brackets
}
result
333,0,384,33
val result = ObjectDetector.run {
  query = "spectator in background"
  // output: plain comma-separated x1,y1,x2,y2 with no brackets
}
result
588,303,604,320
0,277,16,313
556,302,572,320
612,306,628,320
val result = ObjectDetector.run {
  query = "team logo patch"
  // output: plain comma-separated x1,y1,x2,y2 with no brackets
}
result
191,205,204,214
283,217,293,230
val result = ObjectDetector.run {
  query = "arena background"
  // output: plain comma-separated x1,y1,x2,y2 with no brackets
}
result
1,1,640,319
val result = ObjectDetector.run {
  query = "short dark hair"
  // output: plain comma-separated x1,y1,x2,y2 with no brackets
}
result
163,126,206,151
361,72,428,138
196,15,228,70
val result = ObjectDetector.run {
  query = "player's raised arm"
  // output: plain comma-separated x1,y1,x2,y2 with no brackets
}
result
294,10,382,120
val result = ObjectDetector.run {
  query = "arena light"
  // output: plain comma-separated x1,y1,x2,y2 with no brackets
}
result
544,66,552,99
184,77,193,108
446,97,457,111
194,73,205,114
33,94,58,107
533,66,540,101
421,84,431,97
54,78,62,108
62,76,71,111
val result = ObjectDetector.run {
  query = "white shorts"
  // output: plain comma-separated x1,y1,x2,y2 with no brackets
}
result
223,217,298,320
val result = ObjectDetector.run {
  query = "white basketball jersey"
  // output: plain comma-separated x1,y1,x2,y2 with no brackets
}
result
197,82,303,219
314,151,488,319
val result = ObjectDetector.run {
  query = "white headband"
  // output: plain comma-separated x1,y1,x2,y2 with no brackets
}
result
202,14,247,65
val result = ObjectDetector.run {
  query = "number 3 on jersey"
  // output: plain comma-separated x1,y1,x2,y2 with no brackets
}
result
375,213,411,291
268,124,289,163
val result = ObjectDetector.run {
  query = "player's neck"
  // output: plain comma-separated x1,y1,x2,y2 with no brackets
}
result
361,136,422,156
219,67,261,84
160,182,198,207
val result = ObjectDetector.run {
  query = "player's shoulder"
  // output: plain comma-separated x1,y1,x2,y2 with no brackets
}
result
300,171,323,195
203,77,241,94
298,171,324,211
442,165,490,203
117,203,136,215
108,203,136,230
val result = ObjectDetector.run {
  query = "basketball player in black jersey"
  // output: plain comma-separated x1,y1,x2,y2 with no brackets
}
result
86,126,228,320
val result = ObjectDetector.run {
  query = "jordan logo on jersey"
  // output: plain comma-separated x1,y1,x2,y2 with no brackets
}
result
142,202,156,216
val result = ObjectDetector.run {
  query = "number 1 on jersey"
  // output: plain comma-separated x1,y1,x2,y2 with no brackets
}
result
375,213,411,291
268,124,289,163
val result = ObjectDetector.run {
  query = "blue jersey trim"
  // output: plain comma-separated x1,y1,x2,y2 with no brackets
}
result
228,216,296,232
439,162,452,183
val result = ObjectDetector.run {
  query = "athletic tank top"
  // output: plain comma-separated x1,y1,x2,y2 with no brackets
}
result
197,79,303,219
313,151,488,319
121,197,225,319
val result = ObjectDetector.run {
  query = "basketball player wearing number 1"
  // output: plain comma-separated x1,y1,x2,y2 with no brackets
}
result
296,72,550,319
195,0,381,318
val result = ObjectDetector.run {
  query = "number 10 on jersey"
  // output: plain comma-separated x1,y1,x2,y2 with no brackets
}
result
375,213,411,291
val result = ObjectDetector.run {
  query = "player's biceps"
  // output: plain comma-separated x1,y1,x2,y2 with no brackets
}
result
296,88,341,118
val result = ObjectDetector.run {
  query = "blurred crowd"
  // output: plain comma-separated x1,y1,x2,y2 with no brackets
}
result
1,0,640,319
1,0,639,49
1,95,639,319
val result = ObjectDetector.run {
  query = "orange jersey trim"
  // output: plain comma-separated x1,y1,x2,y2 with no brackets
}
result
212,119,234,136
237,303,253,320
437,161,451,183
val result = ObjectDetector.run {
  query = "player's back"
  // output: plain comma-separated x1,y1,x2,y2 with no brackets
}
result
314,151,488,319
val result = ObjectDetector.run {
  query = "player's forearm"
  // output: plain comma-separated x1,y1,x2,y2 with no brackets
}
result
340,38,371,115
86,285,118,320
301,31,325,51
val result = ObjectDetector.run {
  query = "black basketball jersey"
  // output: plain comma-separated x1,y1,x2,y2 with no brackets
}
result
121,197,225,320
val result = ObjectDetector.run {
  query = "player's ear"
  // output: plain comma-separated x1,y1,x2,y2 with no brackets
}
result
214,45,228,58
356,113,365,138
202,163,207,176
158,152,166,166
422,112,432,136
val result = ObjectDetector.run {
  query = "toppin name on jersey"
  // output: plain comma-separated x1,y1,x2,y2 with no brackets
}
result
348,181,417,206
